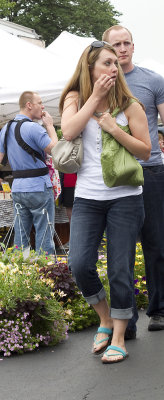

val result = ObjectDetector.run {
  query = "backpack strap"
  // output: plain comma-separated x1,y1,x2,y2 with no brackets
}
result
14,119,46,163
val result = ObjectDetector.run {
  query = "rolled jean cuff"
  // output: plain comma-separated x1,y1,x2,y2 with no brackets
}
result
84,287,106,305
111,307,133,319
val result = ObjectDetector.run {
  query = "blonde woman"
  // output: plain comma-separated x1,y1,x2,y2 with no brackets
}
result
59,41,151,364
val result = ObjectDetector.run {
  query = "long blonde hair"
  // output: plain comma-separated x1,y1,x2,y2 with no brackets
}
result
59,42,141,114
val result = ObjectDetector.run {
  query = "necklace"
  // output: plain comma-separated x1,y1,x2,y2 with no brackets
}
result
93,108,110,118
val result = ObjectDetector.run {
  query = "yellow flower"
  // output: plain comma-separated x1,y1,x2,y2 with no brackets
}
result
40,278,46,283
12,267,19,274
57,290,67,298
34,294,41,301
46,278,54,286
65,309,72,316
50,292,55,297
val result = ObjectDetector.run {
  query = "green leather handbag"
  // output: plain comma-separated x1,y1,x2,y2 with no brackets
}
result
101,107,144,188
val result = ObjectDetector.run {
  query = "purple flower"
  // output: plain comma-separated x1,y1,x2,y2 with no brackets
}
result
135,288,140,295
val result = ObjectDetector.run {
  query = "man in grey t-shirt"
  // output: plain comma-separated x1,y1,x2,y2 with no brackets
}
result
103,25,164,334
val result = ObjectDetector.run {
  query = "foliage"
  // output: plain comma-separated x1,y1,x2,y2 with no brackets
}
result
0,238,148,356
134,242,148,309
0,313,51,357
65,295,99,332
0,248,68,356
0,0,121,45
56,128,63,141
39,259,76,301
39,255,99,331
0,0,15,18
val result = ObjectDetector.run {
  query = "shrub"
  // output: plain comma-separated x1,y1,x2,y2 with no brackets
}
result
0,247,68,357
0,238,148,356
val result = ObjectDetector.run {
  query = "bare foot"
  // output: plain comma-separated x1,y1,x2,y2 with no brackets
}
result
92,326,113,354
101,344,128,363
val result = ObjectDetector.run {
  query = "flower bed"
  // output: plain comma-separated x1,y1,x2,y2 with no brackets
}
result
0,239,147,357
0,248,68,357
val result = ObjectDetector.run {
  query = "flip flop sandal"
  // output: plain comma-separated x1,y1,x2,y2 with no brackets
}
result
92,327,113,355
102,345,129,364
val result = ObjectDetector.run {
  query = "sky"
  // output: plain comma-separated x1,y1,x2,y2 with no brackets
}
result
110,0,164,65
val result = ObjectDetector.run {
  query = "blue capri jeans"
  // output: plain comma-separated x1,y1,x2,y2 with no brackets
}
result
68,195,144,320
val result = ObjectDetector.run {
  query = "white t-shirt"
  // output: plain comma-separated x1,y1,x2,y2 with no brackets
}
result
75,111,142,200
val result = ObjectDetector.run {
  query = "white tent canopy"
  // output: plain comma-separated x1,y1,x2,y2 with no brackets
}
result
46,30,95,65
0,30,94,126
1,28,163,128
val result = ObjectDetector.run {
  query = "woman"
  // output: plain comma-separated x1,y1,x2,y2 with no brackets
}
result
59,41,151,364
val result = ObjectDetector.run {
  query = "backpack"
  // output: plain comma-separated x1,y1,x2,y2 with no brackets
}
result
1,118,48,178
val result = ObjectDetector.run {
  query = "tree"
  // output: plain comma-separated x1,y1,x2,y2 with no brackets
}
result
0,0,121,45
0,0,16,18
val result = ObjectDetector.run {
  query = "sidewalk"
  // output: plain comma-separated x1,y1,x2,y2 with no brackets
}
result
0,310,164,400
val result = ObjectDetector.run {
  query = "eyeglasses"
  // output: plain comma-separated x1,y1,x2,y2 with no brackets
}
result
88,40,109,54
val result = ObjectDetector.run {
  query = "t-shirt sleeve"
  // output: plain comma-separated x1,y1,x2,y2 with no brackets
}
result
29,123,51,150
154,73,164,105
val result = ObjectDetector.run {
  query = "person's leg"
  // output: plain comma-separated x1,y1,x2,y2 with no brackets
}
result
69,197,106,299
12,192,33,249
101,319,128,363
69,198,112,352
31,187,55,254
92,298,113,353
102,195,144,361
141,166,164,329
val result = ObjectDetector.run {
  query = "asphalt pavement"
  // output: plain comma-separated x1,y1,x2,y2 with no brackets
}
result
0,310,164,400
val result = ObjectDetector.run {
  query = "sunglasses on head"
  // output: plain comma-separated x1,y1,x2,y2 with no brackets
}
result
88,40,109,54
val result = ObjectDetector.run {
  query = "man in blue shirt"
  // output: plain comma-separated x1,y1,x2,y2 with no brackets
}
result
0,91,58,254
103,26,164,333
